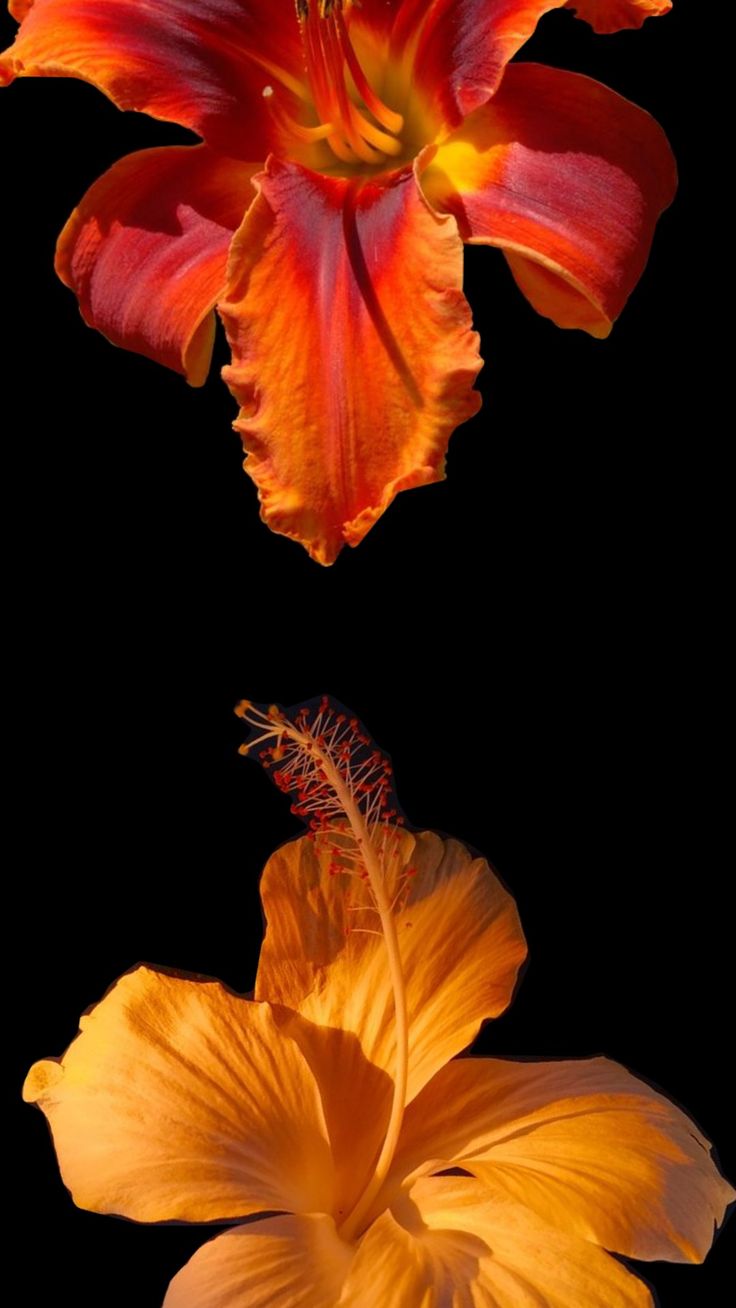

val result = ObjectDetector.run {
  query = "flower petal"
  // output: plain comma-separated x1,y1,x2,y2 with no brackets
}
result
276,1010,396,1223
23,964,335,1221
342,1174,655,1307
218,160,481,565
350,0,406,37
255,828,526,1104
390,1056,735,1262
566,0,672,34
409,1,567,130
56,145,258,384
420,63,677,337
0,0,302,158
163,1214,353,1308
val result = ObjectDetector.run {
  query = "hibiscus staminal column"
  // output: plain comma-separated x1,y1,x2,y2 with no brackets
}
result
236,697,409,1238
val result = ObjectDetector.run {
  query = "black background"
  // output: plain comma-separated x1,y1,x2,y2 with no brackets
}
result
4,4,732,1306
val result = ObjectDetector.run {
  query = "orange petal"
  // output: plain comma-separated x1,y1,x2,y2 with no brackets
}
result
410,1,567,129
163,1214,353,1308
55,146,259,385
23,964,335,1221
218,160,482,565
567,0,672,33
0,0,303,158
390,1057,735,1262
421,63,677,337
255,829,526,1106
343,1174,655,1306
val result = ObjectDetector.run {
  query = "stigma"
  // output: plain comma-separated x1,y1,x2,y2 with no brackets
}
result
290,0,404,166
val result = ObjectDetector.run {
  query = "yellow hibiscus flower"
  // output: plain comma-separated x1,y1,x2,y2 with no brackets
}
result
24,698,733,1306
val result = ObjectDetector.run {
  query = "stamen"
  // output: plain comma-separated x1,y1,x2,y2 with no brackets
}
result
304,11,358,163
334,5,404,136
295,0,403,167
264,89,336,144
322,17,383,163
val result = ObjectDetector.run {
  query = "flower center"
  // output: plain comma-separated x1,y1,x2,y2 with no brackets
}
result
271,0,405,170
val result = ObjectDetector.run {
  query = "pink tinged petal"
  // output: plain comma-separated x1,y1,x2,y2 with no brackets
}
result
56,145,259,384
410,1,568,129
344,1174,655,1307
23,964,336,1221
420,63,677,337
163,1214,354,1308
390,1057,736,1263
567,0,672,34
0,0,303,159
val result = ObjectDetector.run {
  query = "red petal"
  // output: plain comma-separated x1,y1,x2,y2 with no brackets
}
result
218,159,481,565
57,145,259,384
0,0,303,158
410,1,567,129
567,0,672,33
421,63,676,336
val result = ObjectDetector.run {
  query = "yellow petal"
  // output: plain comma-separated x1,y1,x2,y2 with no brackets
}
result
256,828,527,1107
341,1174,654,1307
164,1213,353,1308
274,1008,394,1223
23,964,335,1221
390,1056,735,1262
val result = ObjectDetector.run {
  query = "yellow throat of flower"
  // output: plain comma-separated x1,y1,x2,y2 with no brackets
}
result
236,697,410,1239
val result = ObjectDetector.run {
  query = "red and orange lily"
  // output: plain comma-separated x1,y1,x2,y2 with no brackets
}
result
1,1,676,562
24,697,732,1306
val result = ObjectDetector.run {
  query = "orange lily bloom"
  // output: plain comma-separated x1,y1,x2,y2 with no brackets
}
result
1,2,676,564
24,698,732,1306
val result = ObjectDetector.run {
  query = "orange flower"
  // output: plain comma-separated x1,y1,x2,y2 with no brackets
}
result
24,697,730,1306
1,2,676,563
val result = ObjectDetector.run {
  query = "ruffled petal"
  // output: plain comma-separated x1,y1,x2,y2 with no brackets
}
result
23,964,335,1221
218,160,481,565
0,0,303,159
567,0,672,33
164,1214,353,1308
56,145,259,384
408,1,567,131
342,1174,655,1307
255,828,526,1105
421,63,677,337
390,1057,735,1262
